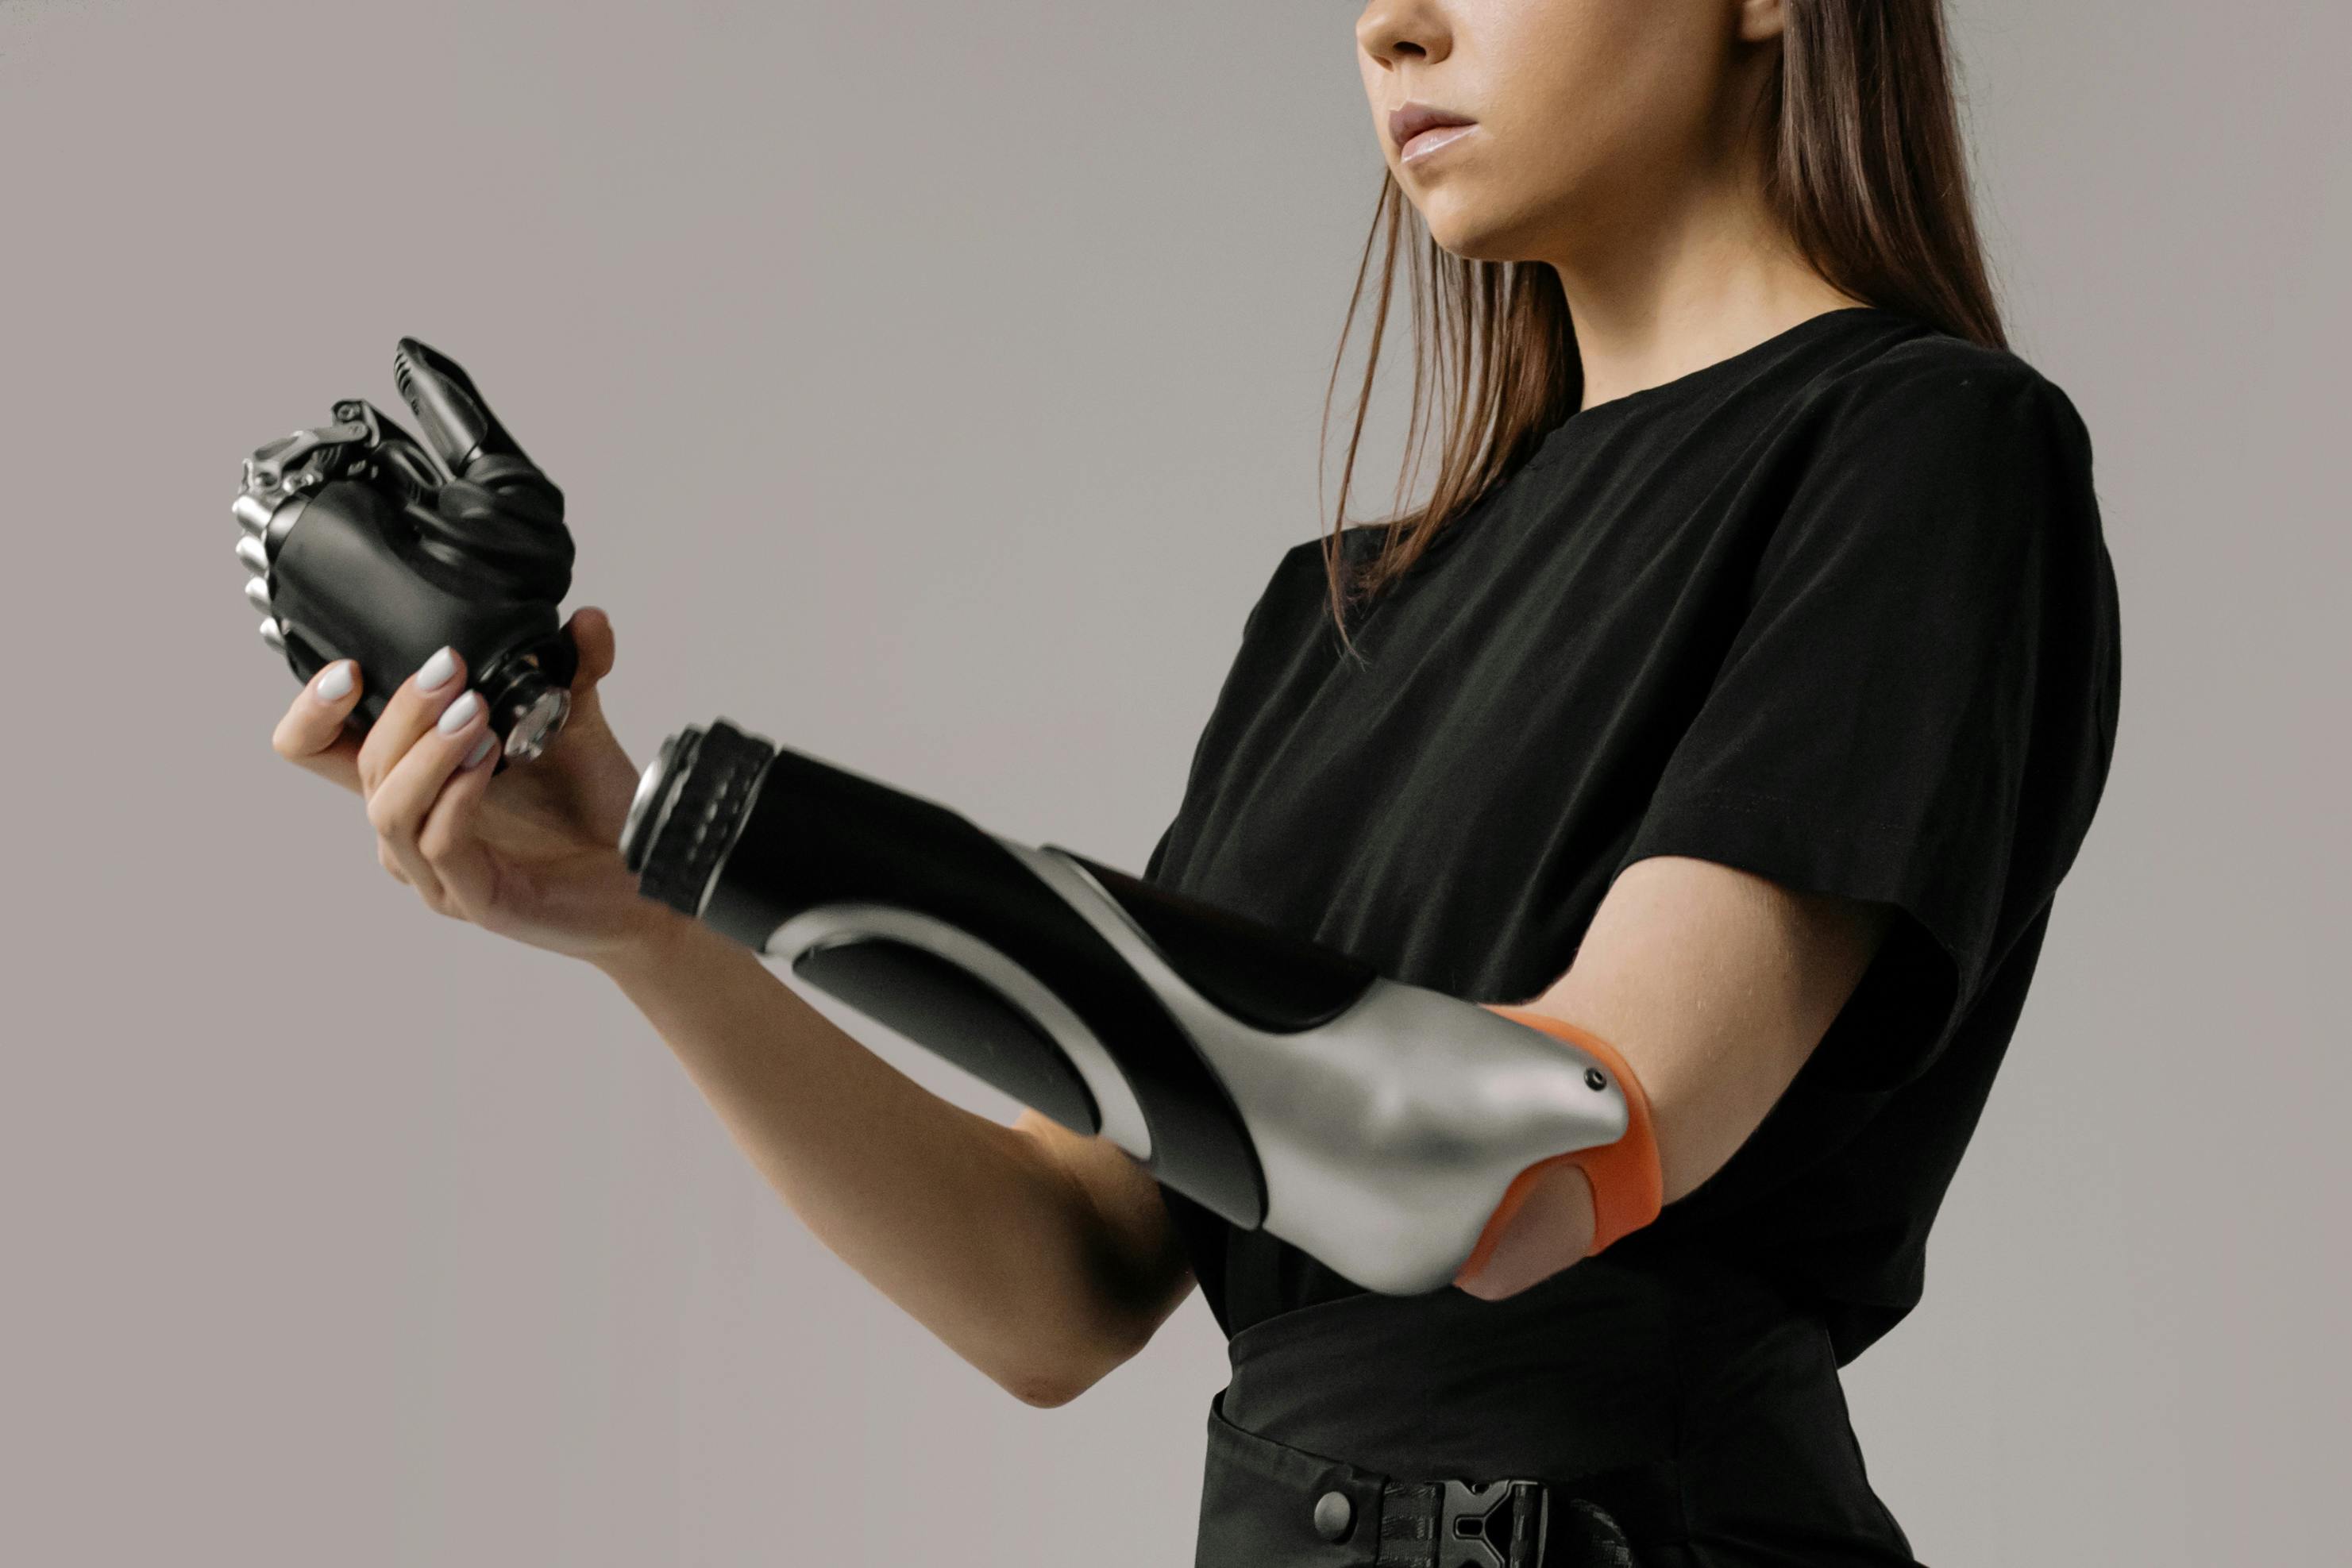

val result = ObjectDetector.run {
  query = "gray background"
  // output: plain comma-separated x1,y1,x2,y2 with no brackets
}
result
2,0,2342,1562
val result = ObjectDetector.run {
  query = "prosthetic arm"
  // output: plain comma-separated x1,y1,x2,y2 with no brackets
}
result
229,341,1662,1298
620,719,1663,1295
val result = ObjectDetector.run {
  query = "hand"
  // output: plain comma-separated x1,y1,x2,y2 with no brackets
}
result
270,605,683,965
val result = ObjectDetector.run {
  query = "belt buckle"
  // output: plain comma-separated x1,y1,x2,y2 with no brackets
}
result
1436,1477,1550,1568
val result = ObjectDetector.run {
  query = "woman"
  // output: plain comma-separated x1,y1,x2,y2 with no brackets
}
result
267,1,2122,1563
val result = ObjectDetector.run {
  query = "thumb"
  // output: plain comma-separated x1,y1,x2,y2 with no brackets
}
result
563,605,617,695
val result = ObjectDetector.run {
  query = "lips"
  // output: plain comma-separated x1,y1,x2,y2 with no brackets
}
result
1389,101,1475,156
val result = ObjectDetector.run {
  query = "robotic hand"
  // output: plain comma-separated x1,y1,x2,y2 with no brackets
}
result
622,719,1663,1296
229,339,580,774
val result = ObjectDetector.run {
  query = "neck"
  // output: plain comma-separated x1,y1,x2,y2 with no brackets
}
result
1545,141,1872,414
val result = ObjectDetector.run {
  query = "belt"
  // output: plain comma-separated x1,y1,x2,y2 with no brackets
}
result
1197,1387,1652,1568
1190,1246,1929,1568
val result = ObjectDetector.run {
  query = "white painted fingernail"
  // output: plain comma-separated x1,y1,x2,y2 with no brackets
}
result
461,732,497,771
438,690,484,735
417,645,458,692
314,661,354,701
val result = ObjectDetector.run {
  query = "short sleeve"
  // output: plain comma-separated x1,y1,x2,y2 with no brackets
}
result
1614,355,2123,1092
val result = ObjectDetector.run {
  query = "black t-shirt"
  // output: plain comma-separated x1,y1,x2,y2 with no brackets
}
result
1140,304,2122,1366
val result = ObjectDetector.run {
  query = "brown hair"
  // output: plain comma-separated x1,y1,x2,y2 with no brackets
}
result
1316,0,2007,657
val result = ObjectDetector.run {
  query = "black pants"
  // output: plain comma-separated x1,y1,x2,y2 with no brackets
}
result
1191,1250,1922,1568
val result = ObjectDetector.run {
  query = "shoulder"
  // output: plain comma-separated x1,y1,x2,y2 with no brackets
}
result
1222,534,1340,644
1803,327,2093,464
1752,328,2111,583
1263,529,1380,602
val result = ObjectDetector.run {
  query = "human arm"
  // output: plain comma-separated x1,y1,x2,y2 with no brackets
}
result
592,915,1195,1408
267,612,1178,1409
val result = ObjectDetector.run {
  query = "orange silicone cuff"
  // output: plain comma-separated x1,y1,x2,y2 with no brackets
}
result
1475,1006,1664,1258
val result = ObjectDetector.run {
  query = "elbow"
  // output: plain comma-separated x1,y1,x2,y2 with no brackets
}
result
992,1340,1087,1407
999,1356,1104,1411
997,1325,1135,1410
1004,1370,1082,1409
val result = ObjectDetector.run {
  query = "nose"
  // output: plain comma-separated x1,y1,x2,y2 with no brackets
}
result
1355,0,1450,67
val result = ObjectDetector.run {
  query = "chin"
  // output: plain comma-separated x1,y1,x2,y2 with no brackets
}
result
1415,195,1555,265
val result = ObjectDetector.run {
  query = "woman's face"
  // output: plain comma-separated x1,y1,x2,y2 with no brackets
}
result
1355,0,1783,264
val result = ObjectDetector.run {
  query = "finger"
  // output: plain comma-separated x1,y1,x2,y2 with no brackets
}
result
272,660,365,794
392,340,572,621
566,605,615,690
368,681,495,912
393,337,534,476
357,643,472,802
555,606,616,730
414,727,505,923
393,337,560,520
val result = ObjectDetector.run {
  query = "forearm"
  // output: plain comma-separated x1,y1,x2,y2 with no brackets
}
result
591,909,1137,1406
